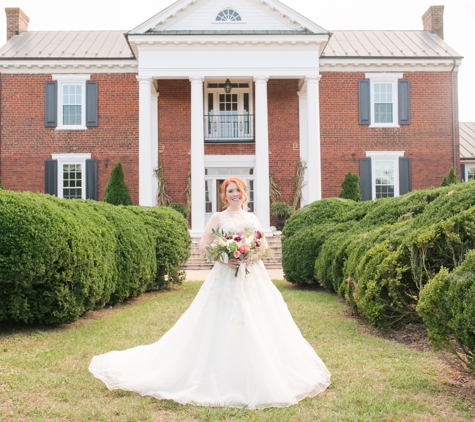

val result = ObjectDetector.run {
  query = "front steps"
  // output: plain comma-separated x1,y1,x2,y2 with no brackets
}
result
184,236,283,270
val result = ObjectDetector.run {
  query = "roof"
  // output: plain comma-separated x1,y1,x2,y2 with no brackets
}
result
460,122,475,160
322,30,462,59
0,31,133,59
0,29,462,60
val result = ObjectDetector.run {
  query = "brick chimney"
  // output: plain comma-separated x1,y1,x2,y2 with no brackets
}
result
5,8,30,41
422,5,444,39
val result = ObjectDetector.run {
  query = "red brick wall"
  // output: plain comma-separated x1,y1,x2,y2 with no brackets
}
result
319,71,459,198
0,73,139,201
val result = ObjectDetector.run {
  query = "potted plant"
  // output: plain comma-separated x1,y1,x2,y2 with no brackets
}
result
270,201,293,229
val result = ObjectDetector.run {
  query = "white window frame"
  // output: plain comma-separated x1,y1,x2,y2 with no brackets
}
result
52,153,91,199
52,74,90,130
465,162,475,181
365,73,403,129
366,151,404,200
212,7,245,24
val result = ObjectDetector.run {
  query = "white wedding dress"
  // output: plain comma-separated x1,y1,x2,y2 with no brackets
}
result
89,211,331,409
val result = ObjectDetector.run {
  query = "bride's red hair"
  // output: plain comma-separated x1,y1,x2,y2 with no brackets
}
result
221,177,248,208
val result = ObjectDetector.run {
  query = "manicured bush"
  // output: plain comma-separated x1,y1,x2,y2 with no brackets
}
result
0,190,192,324
129,206,191,289
86,201,157,304
418,250,475,375
0,191,117,324
168,203,189,219
103,162,133,206
339,172,361,201
0,178,4,189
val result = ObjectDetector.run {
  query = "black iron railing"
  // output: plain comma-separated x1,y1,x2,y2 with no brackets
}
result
204,114,254,141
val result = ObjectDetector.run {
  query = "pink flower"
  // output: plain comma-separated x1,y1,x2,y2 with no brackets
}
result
256,241,260,247
234,251,241,258
255,231,262,239
239,244,250,253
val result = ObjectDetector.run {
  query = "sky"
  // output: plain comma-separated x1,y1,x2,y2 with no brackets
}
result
1,0,474,121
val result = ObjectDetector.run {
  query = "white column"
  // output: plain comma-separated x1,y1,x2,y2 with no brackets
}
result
151,92,159,206
190,77,206,237
298,88,309,207
254,76,271,235
137,77,154,206
306,76,322,202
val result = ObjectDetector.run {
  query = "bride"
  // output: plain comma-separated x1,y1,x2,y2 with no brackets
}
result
89,177,331,409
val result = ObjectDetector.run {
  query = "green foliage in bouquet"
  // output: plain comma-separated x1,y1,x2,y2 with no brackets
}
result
339,172,361,202
104,162,133,206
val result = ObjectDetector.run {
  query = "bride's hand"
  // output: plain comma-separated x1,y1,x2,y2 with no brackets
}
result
225,258,248,270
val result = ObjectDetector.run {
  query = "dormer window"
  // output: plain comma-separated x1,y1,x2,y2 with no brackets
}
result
216,9,242,22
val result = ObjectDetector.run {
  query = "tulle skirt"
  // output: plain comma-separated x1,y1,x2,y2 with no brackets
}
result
89,261,331,409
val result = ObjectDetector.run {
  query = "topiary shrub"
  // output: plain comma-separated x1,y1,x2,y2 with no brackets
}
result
86,201,157,304
168,203,189,219
418,250,475,375
0,191,117,324
129,206,191,289
103,162,133,206
339,172,361,201
0,178,4,189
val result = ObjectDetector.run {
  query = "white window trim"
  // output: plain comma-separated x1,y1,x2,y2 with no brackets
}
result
365,73,403,129
212,7,245,24
52,74,91,131
366,151,404,200
465,162,475,181
52,153,91,199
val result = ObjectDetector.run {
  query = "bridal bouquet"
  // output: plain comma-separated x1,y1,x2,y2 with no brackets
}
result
204,228,267,277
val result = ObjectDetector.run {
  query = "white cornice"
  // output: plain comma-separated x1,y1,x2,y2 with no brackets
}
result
0,60,138,74
319,58,462,72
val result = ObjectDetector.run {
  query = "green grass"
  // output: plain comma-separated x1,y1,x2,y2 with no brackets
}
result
0,280,473,421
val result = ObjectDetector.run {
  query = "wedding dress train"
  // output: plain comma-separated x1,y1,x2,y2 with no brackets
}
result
89,211,330,409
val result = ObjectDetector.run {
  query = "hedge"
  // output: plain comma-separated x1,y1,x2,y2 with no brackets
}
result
0,191,191,324
282,181,475,329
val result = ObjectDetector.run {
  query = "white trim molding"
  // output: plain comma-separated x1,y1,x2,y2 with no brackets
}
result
51,153,91,199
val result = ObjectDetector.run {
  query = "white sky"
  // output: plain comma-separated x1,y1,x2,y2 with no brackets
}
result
1,0,474,121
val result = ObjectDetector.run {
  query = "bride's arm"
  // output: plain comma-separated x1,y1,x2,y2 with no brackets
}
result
198,212,221,255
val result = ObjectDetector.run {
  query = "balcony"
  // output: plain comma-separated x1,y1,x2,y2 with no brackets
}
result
204,114,254,143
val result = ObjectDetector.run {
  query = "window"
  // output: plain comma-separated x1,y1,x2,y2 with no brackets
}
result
468,167,475,181
358,73,410,127
216,9,242,22
45,75,98,129
360,152,411,201
462,164,475,181
45,153,98,200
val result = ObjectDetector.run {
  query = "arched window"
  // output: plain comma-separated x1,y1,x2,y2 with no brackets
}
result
215,9,242,22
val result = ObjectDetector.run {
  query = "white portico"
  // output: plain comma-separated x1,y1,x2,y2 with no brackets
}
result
126,0,330,236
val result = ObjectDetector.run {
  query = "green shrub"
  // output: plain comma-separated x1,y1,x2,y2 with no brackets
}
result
0,191,117,324
418,250,475,375
0,178,4,189
168,203,189,219
129,206,191,289
103,162,133,206
339,172,361,201
86,201,157,304
270,202,293,218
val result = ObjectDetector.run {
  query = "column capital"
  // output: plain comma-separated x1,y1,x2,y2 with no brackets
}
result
136,76,153,83
253,76,269,84
189,77,205,84
305,75,321,83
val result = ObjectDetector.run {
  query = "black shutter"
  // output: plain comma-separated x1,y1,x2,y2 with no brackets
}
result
86,160,98,200
86,81,98,127
45,82,57,127
461,164,466,182
358,80,371,125
399,158,412,195
44,160,58,196
359,158,372,201
398,80,410,125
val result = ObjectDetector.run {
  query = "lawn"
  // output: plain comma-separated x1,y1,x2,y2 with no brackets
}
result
0,280,474,421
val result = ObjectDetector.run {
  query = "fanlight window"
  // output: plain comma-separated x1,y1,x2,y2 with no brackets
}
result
216,9,242,22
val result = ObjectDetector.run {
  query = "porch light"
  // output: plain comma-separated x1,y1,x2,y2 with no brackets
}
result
224,79,232,93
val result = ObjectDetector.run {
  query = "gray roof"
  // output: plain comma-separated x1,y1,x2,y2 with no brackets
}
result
460,122,475,160
323,30,462,58
0,29,462,60
0,31,133,59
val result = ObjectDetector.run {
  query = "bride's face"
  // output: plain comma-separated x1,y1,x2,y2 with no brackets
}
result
226,182,242,206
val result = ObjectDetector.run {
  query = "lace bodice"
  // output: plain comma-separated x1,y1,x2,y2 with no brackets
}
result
218,210,258,234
